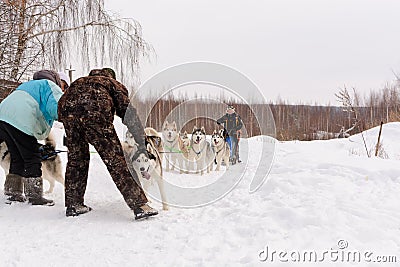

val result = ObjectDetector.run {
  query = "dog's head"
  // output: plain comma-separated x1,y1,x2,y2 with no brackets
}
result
125,131,138,148
211,129,224,147
162,121,178,142
191,126,206,145
130,148,156,180
179,131,190,148
219,129,228,139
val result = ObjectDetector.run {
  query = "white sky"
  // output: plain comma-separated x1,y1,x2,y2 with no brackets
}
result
105,0,400,105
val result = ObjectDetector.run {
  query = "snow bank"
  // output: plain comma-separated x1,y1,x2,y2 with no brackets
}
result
0,122,399,266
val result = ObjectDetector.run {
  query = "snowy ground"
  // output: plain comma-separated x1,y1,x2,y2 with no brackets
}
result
1,122,400,266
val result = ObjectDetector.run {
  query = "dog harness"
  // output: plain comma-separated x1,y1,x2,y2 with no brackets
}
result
191,142,207,158
164,138,186,153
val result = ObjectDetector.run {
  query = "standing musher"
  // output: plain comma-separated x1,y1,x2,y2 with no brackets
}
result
0,70,63,205
58,68,158,220
216,104,243,165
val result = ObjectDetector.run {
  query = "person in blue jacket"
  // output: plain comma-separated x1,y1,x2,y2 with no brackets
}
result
0,70,63,205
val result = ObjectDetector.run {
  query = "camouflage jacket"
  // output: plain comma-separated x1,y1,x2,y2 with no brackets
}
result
216,113,243,136
58,75,145,147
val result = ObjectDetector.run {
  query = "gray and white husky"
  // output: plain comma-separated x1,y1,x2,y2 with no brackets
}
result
123,129,168,210
0,132,64,193
211,129,230,171
188,126,213,175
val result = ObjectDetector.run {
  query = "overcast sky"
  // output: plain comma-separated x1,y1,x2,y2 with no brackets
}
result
105,0,400,104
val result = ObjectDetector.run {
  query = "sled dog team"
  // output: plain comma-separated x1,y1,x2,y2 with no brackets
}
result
121,120,234,211
126,121,232,176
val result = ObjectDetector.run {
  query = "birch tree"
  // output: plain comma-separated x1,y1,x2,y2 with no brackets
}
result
0,0,152,87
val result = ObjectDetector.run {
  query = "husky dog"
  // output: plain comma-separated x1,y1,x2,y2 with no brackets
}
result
123,130,168,210
162,121,180,171
178,131,191,174
188,126,213,175
122,131,138,155
144,127,163,162
123,127,163,158
0,132,64,193
211,129,231,171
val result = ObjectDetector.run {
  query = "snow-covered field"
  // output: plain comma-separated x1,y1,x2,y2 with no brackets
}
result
1,122,400,266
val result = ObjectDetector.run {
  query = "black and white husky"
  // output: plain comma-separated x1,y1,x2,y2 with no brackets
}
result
0,132,64,193
188,126,213,175
211,129,230,171
123,129,168,210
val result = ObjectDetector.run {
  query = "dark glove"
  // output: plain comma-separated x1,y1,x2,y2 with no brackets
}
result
39,144,57,161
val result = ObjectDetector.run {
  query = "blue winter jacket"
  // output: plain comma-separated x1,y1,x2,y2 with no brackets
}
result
0,79,63,140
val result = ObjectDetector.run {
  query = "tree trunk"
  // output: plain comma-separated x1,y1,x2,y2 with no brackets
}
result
10,0,27,81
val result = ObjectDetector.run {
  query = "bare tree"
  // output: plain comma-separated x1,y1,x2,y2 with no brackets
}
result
336,86,370,156
335,86,359,136
0,0,152,87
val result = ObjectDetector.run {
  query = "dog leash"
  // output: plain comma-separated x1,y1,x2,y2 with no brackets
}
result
160,145,192,154
41,149,68,161
39,144,67,161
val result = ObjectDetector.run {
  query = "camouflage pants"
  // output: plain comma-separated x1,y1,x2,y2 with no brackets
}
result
63,118,148,209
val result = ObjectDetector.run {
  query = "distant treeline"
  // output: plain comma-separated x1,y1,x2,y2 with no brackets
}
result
271,104,399,141
138,99,399,141
138,82,400,141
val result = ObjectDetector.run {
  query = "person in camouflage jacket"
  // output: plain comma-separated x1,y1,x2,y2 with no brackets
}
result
58,68,158,220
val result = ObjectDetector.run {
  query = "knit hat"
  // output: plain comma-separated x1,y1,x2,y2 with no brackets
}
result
88,68,116,79
58,71,70,86
226,104,235,114
33,70,62,87
226,104,235,111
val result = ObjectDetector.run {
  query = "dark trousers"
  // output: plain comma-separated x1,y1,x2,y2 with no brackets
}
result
0,121,41,177
63,118,148,209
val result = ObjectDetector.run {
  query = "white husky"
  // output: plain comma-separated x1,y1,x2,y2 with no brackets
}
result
211,129,230,171
187,126,213,175
123,129,168,210
0,132,64,193
162,121,181,172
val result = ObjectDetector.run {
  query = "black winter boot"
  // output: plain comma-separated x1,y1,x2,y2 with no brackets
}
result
133,204,158,220
24,177,54,206
66,204,92,217
4,174,26,203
